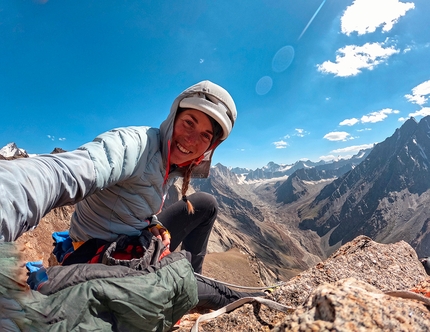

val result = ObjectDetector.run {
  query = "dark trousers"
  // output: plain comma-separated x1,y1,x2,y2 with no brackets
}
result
158,192,217,274
195,274,266,310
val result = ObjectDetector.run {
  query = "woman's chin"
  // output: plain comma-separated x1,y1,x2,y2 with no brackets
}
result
170,153,192,166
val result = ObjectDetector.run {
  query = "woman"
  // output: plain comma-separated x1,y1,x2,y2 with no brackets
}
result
0,80,265,330
67,80,237,274
0,80,235,273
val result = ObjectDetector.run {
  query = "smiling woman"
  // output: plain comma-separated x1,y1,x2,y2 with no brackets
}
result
0,80,237,274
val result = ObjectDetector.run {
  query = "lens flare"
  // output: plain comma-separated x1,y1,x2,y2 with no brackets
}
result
256,76,273,95
272,45,295,73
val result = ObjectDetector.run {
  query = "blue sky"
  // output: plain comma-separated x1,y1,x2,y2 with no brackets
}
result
1,0,430,169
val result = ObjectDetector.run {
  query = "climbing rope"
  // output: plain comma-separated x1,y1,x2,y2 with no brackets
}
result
190,297,295,332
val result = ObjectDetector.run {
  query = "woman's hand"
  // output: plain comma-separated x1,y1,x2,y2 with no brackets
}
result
150,226,171,248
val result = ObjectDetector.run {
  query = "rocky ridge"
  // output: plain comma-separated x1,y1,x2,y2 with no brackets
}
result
178,235,430,331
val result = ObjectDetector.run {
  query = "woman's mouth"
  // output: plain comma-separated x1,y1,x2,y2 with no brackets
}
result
176,142,191,154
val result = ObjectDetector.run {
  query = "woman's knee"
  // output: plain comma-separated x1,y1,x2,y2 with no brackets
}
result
188,192,218,212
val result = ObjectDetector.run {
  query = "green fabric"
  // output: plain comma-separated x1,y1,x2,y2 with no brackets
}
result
0,242,41,331
0,245,198,332
24,257,198,332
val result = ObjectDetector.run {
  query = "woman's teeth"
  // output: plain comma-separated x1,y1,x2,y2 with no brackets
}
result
177,143,191,154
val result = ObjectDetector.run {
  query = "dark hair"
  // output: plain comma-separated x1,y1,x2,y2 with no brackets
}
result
182,164,195,214
208,117,223,146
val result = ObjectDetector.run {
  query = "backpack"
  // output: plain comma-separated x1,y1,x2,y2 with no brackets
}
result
61,229,169,269
25,230,198,332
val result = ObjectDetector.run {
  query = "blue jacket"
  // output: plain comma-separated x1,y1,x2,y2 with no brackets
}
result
70,126,174,241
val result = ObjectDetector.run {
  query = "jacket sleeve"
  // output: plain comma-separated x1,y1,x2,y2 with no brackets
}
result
77,126,154,189
0,126,156,242
0,150,96,242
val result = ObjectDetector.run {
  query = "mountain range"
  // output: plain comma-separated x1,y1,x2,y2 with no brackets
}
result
298,116,430,256
191,116,430,278
231,148,371,182
2,116,430,282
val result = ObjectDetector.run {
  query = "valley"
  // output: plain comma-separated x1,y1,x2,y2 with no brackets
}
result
192,116,430,283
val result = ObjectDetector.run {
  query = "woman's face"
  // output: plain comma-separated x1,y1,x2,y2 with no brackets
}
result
170,109,214,165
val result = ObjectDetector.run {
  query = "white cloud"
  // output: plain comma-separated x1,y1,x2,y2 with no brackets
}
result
319,154,337,162
47,135,66,141
405,80,430,105
412,107,430,117
317,42,400,77
295,128,304,136
282,129,309,140
340,118,359,126
319,143,375,161
361,108,399,123
273,140,288,149
340,108,399,127
295,128,309,137
399,107,430,122
331,143,375,154
323,131,352,141
341,0,415,36
403,47,412,54
357,128,372,132
199,59,204,64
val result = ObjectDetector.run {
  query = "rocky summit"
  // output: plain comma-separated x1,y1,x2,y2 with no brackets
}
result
179,236,430,331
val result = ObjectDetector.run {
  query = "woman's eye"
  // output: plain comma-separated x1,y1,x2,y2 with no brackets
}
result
202,133,212,141
184,119,193,127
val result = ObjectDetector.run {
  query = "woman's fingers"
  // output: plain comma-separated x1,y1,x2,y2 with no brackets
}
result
160,229,171,247
149,227,170,247
150,226,160,238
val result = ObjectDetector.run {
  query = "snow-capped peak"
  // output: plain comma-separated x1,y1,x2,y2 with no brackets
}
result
0,142,28,158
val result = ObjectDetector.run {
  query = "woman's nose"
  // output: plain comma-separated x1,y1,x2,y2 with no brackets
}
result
185,131,199,144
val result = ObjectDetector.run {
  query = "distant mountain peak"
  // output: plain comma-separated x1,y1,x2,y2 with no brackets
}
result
51,147,67,154
0,142,28,159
